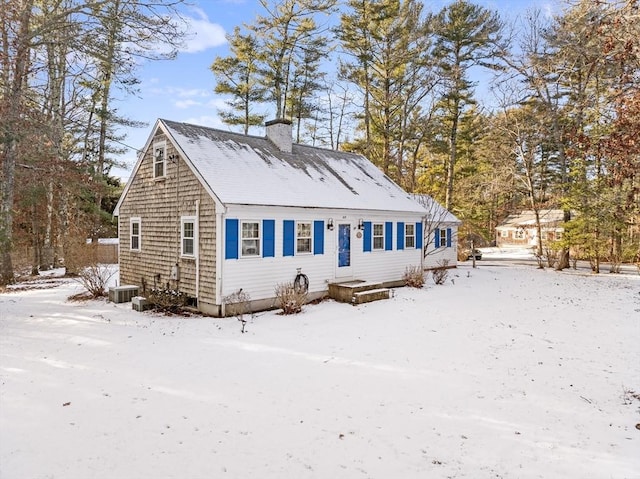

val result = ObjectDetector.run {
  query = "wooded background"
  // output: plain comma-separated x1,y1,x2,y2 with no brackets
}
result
1,0,638,284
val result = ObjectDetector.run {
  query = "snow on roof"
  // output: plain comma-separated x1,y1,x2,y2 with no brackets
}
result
161,120,426,214
497,209,566,228
411,194,461,224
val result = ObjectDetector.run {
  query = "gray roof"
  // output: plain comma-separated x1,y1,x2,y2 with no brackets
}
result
497,209,566,228
160,119,426,214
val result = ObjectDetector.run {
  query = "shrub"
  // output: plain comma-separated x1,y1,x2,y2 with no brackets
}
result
147,287,187,313
224,289,252,333
76,263,115,298
403,265,425,288
275,281,307,314
432,260,450,285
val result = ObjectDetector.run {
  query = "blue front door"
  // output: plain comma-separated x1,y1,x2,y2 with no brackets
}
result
338,223,351,268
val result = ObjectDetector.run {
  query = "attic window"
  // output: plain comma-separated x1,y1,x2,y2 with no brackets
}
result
153,142,166,178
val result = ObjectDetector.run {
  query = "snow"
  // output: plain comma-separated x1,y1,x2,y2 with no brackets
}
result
160,120,426,213
1,264,639,478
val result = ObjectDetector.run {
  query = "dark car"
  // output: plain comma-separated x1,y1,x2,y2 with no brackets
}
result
466,249,482,260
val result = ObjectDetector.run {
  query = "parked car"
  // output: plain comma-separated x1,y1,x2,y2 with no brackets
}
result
466,248,482,260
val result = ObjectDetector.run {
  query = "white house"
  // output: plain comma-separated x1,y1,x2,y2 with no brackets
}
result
114,119,457,315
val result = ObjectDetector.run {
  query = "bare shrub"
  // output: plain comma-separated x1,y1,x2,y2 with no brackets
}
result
76,263,115,298
403,265,425,288
432,260,449,285
147,287,187,313
224,289,252,333
275,281,307,314
544,247,558,269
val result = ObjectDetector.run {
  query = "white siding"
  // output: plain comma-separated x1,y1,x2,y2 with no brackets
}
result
219,206,425,303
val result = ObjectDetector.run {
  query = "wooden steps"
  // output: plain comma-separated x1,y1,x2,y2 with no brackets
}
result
328,280,390,305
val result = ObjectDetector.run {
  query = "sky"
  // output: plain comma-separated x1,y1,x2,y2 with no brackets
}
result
112,0,561,181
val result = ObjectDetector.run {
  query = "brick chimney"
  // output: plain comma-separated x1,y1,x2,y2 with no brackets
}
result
265,119,292,153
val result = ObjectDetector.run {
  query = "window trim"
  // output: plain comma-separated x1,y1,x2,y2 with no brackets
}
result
130,217,141,251
181,216,197,257
372,222,384,250
405,223,415,249
153,141,166,179
241,220,261,258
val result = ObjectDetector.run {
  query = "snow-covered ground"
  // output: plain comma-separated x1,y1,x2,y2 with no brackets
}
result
1,264,639,479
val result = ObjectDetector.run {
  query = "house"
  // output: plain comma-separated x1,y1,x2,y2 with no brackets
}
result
114,119,457,315
412,194,461,268
495,209,566,247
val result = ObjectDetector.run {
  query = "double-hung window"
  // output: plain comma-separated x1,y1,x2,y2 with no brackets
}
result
296,222,312,254
405,223,415,248
439,228,447,247
153,142,166,178
181,216,196,257
241,221,260,257
514,229,525,240
130,218,141,251
373,223,384,250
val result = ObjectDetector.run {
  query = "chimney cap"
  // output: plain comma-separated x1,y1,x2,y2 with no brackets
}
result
265,118,292,127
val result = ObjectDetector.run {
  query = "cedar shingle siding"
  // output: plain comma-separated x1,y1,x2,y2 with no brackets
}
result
118,132,217,305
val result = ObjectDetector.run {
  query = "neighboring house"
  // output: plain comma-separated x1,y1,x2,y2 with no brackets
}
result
412,194,461,269
495,209,566,247
114,119,455,315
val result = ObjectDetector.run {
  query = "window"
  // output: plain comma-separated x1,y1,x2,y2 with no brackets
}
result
296,221,312,254
153,142,166,178
500,229,508,238
241,221,260,256
130,218,141,251
373,223,384,250
405,223,415,248
555,231,563,241
181,217,196,256
439,228,447,247
514,229,525,240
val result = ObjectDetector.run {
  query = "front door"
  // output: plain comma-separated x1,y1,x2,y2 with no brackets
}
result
337,223,352,278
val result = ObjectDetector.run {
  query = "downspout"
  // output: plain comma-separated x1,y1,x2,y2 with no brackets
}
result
195,199,200,302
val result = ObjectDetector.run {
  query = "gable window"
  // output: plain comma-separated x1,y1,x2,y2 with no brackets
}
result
241,221,260,257
373,223,384,250
405,223,415,248
181,216,197,257
297,222,312,254
153,142,166,178
130,218,141,251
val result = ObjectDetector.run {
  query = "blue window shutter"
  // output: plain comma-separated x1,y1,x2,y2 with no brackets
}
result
385,222,393,250
416,222,423,249
397,222,405,250
313,220,324,255
434,228,441,248
446,228,452,247
225,219,239,259
263,219,275,257
363,221,372,252
283,220,295,256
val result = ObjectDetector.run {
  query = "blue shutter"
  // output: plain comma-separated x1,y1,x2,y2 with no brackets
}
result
385,222,393,250
263,219,275,257
416,222,423,249
397,222,405,250
313,220,324,255
446,228,452,247
225,219,239,259
283,220,295,256
363,221,372,252
434,228,440,248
